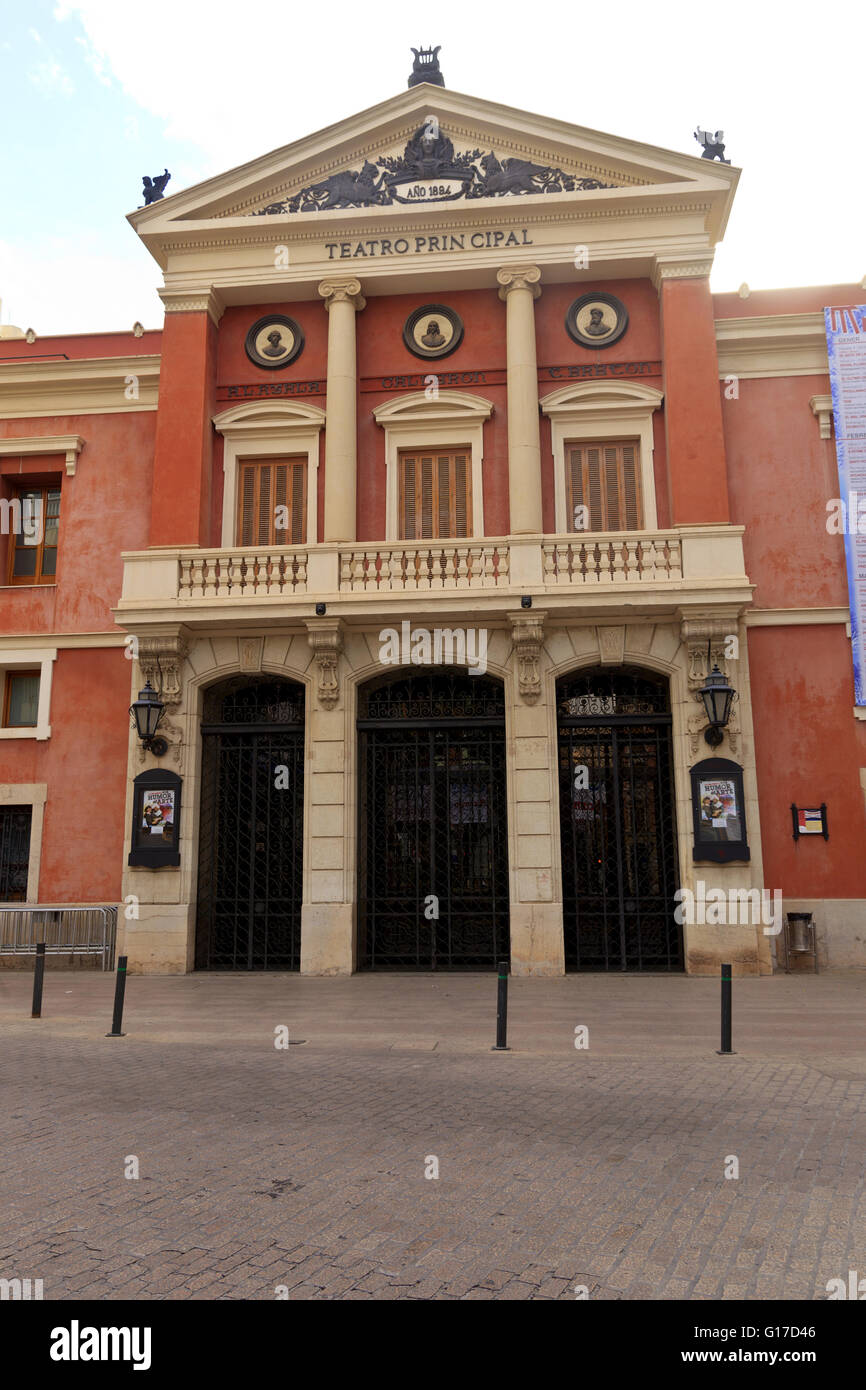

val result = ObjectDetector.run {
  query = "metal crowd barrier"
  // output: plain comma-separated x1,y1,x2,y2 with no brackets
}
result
0,905,117,971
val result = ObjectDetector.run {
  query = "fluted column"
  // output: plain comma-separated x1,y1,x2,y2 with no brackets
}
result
318,276,365,543
497,264,543,535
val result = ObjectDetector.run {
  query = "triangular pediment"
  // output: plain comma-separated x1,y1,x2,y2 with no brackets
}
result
130,85,738,262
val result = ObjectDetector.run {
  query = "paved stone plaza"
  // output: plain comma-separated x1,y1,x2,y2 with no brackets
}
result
1,973,864,1301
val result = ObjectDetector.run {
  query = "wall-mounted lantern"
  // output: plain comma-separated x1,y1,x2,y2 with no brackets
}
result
129,680,168,758
698,663,736,747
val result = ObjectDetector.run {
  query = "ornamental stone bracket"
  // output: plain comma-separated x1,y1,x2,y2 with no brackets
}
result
810,394,834,440
137,631,190,706
680,614,742,756
136,714,184,768
510,609,546,703
306,618,343,708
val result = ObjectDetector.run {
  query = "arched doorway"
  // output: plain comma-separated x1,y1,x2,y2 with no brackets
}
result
195,676,305,970
557,667,681,971
357,669,509,970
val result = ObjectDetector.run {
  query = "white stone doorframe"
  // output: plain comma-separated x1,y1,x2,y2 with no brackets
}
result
542,622,771,977
120,637,315,974
338,646,518,977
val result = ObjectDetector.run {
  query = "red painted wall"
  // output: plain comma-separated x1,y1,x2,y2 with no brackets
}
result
0,412,155,633
748,626,866,898
0,649,131,901
0,329,162,363
722,374,846,609
150,312,217,546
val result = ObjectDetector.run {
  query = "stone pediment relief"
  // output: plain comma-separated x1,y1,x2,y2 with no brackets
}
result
247,120,623,217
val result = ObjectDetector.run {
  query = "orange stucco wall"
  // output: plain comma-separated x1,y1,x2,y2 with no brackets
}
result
748,626,866,898
722,373,846,609
0,648,131,901
0,411,155,633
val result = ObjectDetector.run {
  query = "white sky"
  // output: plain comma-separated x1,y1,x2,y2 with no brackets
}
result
1,0,863,334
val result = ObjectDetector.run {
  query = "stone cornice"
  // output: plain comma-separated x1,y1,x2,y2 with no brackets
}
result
0,433,84,475
715,312,828,379
0,356,160,419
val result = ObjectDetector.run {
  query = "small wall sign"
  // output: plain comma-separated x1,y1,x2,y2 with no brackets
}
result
690,757,750,863
128,769,182,868
791,803,828,840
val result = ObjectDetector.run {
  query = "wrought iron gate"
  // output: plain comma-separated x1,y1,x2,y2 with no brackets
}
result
195,678,305,970
557,668,681,971
358,671,509,970
0,806,31,901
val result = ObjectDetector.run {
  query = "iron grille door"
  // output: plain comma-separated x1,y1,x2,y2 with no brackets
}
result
0,806,31,901
557,669,681,972
358,672,509,970
195,679,304,970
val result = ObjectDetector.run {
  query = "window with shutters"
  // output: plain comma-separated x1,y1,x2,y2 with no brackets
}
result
236,456,307,546
565,439,642,532
398,449,472,540
7,485,61,585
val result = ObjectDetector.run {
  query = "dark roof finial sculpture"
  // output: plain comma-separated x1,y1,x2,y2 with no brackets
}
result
409,46,444,88
693,128,731,164
141,169,171,206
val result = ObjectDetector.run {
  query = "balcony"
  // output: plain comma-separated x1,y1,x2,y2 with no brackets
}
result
116,526,751,630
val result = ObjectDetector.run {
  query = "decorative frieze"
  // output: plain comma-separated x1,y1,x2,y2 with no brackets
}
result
306,619,343,708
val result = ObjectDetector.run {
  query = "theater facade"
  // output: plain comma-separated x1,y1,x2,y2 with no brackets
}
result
1,73,864,976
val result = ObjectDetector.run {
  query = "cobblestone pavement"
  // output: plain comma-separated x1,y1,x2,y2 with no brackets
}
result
1,974,864,1301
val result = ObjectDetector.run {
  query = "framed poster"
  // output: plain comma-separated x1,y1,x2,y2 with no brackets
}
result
690,758,750,863
128,769,182,867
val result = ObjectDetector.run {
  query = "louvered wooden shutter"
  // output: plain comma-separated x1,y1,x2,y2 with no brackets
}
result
399,450,471,539
237,456,306,545
566,441,642,532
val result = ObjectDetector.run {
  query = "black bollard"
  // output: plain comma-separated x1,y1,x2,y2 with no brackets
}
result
106,955,128,1038
491,958,511,1052
717,961,735,1055
31,942,46,1019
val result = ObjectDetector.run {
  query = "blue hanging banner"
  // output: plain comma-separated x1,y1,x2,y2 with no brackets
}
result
825,303,866,705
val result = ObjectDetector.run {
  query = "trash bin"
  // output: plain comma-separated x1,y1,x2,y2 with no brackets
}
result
782,912,818,973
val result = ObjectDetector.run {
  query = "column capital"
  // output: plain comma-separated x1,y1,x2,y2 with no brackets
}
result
497,265,542,301
318,277,366,311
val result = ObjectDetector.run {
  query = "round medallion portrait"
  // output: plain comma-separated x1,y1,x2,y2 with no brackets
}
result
565,293,628,349
403,304,464,360
244,315,305,370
